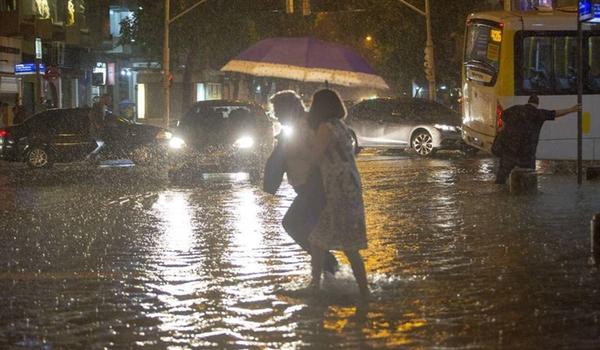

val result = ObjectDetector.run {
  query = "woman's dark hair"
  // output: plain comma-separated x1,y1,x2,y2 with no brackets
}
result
308,89,346,130
270,90,305,114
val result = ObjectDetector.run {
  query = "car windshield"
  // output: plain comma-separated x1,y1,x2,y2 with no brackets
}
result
184,105,264,129
116,116,133,125
104,113,133,126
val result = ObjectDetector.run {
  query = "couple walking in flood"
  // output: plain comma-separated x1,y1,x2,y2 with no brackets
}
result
263,89,369,300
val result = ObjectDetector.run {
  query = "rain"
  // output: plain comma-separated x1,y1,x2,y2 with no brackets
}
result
1,0,600,349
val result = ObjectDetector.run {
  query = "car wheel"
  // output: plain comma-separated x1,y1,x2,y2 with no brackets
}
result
411,130,435,156
26,147,51,168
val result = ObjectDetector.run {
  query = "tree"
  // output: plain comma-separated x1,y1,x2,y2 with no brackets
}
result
121,0,499,103
120,0,268,110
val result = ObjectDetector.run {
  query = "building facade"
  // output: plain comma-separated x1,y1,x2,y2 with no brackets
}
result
0,0,96,121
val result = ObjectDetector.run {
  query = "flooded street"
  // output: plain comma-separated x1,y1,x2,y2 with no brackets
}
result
1,155,600,349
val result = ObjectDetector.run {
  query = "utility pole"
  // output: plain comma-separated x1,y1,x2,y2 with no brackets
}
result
424,0,436,101
163,0,170,128
577,3,584,185
398,0,436,101
35,37,43,113
163,0,209,128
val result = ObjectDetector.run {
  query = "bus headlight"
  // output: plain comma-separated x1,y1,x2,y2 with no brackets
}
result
234,136,254,149
169,136,186,149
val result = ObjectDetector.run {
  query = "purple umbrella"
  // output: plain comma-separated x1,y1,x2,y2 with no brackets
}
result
221,37,389,90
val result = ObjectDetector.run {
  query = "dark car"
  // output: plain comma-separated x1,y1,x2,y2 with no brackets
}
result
346,97,477,156
0,108,172,168
167,100,275,180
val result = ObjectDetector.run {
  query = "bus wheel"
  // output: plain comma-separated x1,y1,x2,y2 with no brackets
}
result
411,130,434,156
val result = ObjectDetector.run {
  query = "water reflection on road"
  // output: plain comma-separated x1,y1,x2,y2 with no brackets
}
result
1,155,600,349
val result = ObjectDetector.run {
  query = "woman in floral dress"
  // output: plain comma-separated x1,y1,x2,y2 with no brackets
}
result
307,89,369,299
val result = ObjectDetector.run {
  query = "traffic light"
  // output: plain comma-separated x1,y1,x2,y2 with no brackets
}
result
285,0,294,14
302,0,311,16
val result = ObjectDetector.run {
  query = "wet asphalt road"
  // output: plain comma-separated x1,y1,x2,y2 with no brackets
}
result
1,153,600,349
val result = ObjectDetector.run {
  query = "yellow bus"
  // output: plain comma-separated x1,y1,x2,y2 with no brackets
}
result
461,8,600,160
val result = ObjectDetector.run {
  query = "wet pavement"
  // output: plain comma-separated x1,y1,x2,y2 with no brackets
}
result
1,154,600,349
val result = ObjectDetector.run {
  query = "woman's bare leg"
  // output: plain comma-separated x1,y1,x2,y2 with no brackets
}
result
310,244,325,290
345,250,369,299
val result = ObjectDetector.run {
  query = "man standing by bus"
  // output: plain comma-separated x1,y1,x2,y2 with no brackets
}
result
495,94,579,184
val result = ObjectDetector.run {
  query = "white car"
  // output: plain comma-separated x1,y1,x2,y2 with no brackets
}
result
346,97,475,156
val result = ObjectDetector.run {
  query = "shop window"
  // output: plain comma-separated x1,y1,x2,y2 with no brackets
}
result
0,0,17,12
206,83,221,100
110,8,133,39
22,0,63,23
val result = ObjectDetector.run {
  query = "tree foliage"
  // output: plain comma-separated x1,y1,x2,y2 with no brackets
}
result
121,0,499,95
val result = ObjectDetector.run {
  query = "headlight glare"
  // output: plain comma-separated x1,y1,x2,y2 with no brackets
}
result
234,136,254,149
281,125,294,137
169,136,186,149
156,130,173,140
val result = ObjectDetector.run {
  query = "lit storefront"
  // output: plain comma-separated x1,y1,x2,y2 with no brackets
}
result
0,36,22,125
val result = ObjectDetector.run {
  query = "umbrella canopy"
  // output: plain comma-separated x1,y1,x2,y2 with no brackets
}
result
221,37,389,90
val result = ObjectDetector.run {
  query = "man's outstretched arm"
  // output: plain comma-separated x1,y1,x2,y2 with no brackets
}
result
555,104,580,118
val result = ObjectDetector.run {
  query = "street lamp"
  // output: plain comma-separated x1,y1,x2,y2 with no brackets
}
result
398,0,436,101
163,0,209,128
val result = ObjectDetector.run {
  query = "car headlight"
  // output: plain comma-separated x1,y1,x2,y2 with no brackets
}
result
234,136,254,149
280,125,294,137
434,124,457,132
156,130,173,140
169,136,186,149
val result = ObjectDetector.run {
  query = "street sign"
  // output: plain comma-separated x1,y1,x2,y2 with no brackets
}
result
590,3,600,23
14,63,45,75
579,0,600,22
580,0,593,21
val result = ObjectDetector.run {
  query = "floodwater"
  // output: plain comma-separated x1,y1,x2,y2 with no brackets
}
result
1,155,599,349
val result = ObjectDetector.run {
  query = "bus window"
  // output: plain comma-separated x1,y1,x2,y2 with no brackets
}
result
553,36,577,93
464,21,502,85
519,33,600,95
521,36,554,93
589,36,600,93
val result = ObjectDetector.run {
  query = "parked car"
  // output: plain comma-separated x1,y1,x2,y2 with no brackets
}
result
346,97,477,156
167,100,275,181
0,108,172,168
